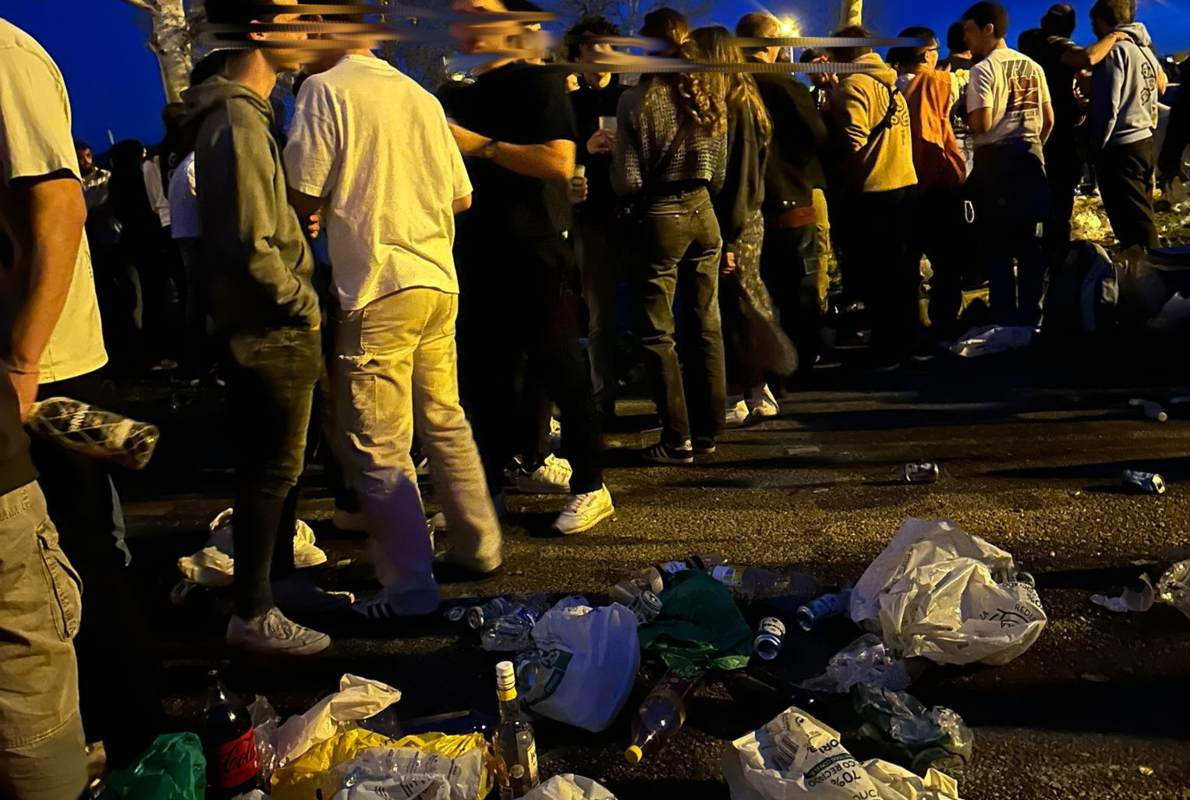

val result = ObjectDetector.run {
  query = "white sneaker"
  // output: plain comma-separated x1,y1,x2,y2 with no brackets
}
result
725,397,750,426
514,453,573,494
226,607,331,656
747,384,780,420
553,485,615,535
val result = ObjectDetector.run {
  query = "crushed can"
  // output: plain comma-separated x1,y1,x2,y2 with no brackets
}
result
903,461,940,484
1122,469,1166,495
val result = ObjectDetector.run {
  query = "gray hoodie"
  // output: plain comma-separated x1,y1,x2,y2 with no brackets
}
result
1089,22,1162,151
183,76,319,335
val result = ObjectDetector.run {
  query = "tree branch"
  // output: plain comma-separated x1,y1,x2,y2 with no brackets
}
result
120,0,157,12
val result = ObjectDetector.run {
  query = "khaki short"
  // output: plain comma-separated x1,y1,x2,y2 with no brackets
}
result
0,481,86,799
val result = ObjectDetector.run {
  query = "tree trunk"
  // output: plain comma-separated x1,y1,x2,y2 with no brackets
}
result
122,0,193,103
839,0,862,29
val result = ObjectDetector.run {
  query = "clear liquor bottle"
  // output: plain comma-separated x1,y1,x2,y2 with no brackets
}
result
493,661,539,799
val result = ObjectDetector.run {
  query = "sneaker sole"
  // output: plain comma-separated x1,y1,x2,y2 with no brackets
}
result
512,480,572,495
553,505,616,535
642,452,694,465
228,634,331,657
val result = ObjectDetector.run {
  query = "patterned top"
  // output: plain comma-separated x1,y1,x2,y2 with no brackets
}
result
611,78,726,196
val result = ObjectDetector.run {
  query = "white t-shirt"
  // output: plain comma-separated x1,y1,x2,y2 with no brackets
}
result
169,151,200,240
0,19,107,383
284,55,473,310
966,47,1052,148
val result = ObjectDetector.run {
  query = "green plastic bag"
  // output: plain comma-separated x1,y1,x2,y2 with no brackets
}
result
102,732,206,800
638,570,753,677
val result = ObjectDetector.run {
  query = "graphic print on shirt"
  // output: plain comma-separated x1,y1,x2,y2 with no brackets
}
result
1002,58,1042,132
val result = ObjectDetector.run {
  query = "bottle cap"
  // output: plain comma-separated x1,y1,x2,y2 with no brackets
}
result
625,745,643,764
495,661,517,701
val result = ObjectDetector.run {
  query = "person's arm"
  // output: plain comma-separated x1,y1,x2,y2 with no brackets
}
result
449,124,576,181
4,173,84,417
1040,101,1055,144
610,93,643,196
444,106,474,215
143,158,170,227
831,78,873,154
1060,31,1127,70
1089,52,1125,151
965,63,995,136
453,194,472,214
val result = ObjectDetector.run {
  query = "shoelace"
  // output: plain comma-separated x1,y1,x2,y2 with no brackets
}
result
261,609,300,640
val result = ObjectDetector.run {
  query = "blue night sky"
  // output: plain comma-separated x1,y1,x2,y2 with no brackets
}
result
4,1,1188,152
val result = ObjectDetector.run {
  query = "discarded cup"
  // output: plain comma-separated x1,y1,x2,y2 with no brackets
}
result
796,589,853,632
903,462,940,484
753,617,786,661
1122,469,1166,495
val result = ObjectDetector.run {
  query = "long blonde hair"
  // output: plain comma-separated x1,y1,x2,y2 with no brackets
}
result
690,25,772,143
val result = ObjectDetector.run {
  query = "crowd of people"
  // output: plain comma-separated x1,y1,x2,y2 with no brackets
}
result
0,0,1186,794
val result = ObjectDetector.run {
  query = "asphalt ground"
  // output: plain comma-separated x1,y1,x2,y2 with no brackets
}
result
105,331,1190,800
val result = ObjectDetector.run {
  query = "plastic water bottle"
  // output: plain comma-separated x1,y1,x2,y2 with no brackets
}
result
479,596,552,652
753,617,786,661
624,669,702,764
467,597,518,630
709,565,820,601
796,589,853,631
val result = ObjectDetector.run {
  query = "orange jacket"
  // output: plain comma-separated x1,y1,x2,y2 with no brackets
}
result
903,70,966,190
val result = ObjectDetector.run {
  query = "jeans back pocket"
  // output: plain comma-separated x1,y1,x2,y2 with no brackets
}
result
36,522,83,641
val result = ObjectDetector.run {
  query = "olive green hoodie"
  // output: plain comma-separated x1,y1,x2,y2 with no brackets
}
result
831,52,919,194
183,75,319,335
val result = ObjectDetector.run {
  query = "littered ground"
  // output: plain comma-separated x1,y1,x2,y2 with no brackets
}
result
116,334,1190,800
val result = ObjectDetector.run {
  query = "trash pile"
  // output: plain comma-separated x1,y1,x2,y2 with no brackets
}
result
97,518,1056,799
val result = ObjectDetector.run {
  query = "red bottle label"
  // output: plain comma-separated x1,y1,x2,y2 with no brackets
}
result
214,728,258,788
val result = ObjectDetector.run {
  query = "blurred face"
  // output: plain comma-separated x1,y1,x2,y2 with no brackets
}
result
253,0,311,72
578,41,614,64
451,0,520,55
76,147,93,174
923,41,940,69
1091,14,1111,39
809,56,832,88
963,19,997,58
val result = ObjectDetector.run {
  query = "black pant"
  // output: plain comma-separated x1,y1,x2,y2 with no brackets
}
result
912,186,971,341
457,235,604,495
31,372,163,768
1158,86,1190,185
969,143,1050,326
224,327,321,618
1045,130,1082,259
836,188,920,360
632,188,726,446
1097,138,1159,252
761,223,821,375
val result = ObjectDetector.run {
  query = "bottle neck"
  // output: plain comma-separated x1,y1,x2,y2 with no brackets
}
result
498,694,521,721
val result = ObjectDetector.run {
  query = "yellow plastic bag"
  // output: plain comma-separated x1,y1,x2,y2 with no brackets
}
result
271,728,492,800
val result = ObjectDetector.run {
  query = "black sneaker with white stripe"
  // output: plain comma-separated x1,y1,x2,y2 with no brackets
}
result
642,440,694,465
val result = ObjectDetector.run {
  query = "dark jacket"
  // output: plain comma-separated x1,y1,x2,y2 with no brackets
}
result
752,71,828,214
714,107,767,249
183,75,319,335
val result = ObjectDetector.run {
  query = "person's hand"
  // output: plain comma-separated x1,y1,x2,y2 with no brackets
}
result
568,175,589,204
449,123,491,157
7,370,38,422
721,250,737,275
306,213,321,240
587,129,615,155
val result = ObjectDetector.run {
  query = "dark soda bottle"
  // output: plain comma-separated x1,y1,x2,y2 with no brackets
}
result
202,669,259,797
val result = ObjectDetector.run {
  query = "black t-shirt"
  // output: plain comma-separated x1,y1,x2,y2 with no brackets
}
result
441,62,579,244
0,379,35,496
1038,36,1080,135
570,77,625,221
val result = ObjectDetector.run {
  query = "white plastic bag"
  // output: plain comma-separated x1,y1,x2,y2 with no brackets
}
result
275,674,402,767
852,519,1046,666
518,601,639,732
948,325,1034,358
722,707,962,800
522,774,617,800
177,508,325,587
